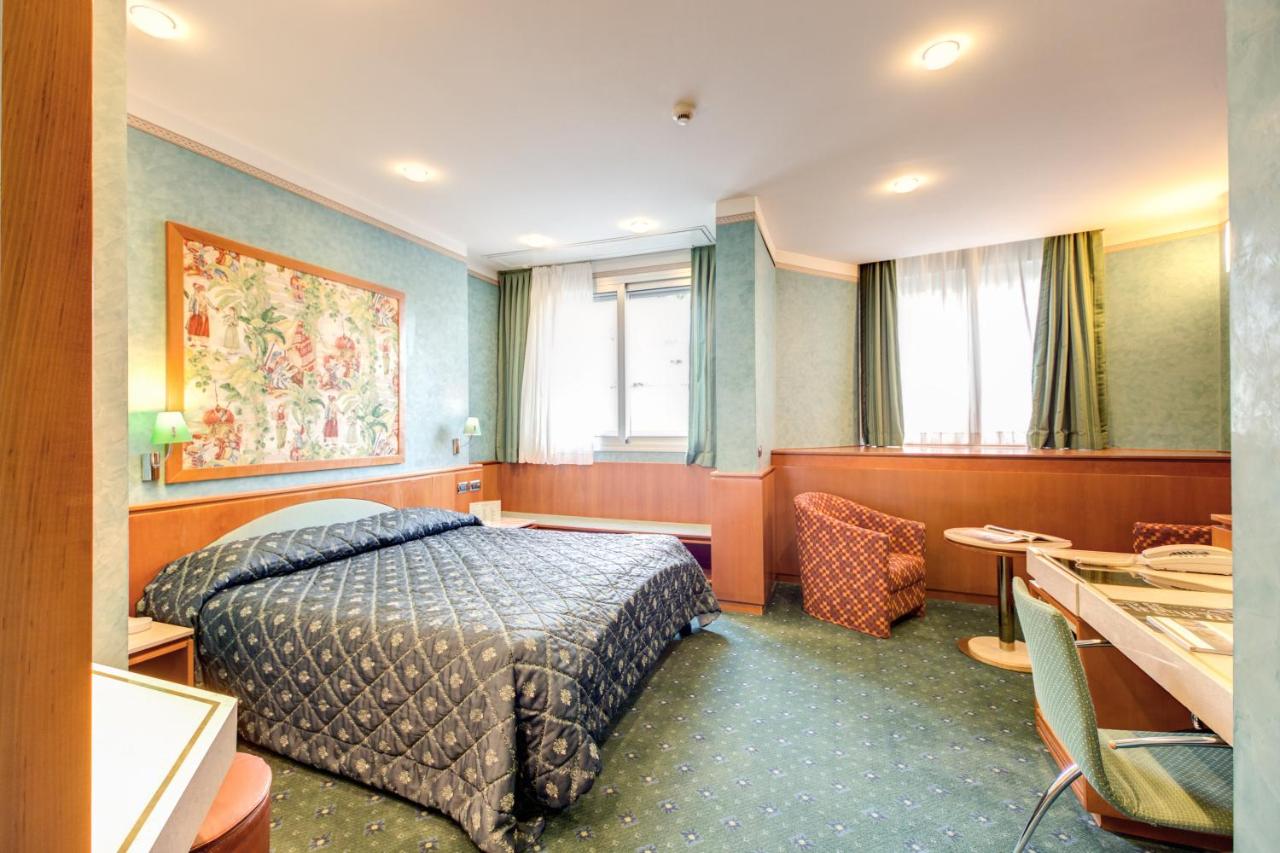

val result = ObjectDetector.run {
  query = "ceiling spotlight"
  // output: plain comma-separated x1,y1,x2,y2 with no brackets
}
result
921,39,962,70
672,101,696,126
129,4,181,39
621,217,657,234
889,175,923,194
518,234,553,248
395,163,432,183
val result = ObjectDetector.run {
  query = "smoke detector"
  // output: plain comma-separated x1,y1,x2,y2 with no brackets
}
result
672,101,696,126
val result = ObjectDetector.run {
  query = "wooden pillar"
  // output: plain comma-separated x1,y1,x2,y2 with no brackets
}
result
710,467,775,613
0,0,95,849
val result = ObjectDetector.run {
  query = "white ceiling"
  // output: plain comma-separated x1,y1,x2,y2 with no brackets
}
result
127,0,1227,271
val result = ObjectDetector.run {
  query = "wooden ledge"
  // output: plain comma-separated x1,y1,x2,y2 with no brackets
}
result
502,512,711,543
773,445,1230,462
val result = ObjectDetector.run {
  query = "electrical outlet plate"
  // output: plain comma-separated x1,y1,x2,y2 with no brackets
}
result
456,481,468,494
469,480,482,491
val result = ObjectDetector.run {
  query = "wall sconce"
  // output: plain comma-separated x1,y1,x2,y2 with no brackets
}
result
452,416,482,455
141,411,193,482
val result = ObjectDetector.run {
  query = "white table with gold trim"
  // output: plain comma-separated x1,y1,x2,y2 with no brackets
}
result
92,664,238,851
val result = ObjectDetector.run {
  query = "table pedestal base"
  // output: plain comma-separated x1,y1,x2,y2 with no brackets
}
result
957,636,1032,673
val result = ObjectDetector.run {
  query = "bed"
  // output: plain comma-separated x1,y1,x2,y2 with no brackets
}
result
137,502,720,853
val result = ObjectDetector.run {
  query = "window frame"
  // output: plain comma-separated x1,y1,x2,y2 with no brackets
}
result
592,266,692,454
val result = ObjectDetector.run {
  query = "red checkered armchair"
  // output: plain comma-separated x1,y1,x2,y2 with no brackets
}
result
1132,521,1213,552
794,492,927,638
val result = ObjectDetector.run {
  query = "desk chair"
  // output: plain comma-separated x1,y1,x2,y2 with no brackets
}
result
1010,578,1232,852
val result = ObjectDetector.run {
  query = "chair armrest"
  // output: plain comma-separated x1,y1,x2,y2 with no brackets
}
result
1107,735,1230,750
853,506,925,559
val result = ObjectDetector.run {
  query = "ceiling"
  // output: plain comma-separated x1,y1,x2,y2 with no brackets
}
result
127,0,1228,271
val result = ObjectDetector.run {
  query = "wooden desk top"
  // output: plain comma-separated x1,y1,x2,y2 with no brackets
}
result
944,527,1072,554
1027,547,1233,743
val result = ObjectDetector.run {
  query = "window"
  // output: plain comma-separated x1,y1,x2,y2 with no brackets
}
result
896,238,1042,445
587,272,691,451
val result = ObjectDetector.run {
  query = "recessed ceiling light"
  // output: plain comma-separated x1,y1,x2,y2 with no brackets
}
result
129,4,181,39
921,39,962,70
519,234,553,248
395,163,432,183
621,217,658,234
889,175,923,194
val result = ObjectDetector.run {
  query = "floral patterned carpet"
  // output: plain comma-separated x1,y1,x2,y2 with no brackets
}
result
247,585,1195,852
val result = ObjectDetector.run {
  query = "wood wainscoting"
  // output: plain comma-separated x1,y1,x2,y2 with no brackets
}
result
495,461,711,523
710,467,775,614
772,447,1231,603
128,465,484,614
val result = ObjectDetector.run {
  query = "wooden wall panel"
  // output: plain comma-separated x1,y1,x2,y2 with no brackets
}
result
0,1,95,849
711,469,774,613
129,466,482,614
772,450,1231,602
499,462,711,523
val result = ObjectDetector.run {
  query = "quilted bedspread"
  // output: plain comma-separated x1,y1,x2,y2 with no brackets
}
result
138,508,720,852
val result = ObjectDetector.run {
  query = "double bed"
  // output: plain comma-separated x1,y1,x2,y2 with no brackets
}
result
138,503,720,852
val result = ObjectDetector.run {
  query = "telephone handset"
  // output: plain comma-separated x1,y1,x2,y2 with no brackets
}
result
1139,544,1233,575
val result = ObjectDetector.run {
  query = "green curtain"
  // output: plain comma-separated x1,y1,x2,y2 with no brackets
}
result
857,260,904,446
685,245,716,466
1028,231,1109,449
495,269,532,463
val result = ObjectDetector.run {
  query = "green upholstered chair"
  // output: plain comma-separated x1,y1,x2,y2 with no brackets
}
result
1010,578,1232,852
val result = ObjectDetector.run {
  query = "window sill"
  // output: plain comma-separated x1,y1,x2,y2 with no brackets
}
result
595,437,688,454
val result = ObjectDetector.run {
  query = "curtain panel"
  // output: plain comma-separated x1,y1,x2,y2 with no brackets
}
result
1028,231,1109,449
518,263,597,465
896,238,1042,445
495,269,532,463
685,245,716,466
857,260,905,447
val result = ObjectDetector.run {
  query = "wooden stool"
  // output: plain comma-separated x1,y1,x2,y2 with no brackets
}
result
191,752,272,852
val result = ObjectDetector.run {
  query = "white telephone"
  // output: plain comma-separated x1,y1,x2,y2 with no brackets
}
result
1139,544,1233,575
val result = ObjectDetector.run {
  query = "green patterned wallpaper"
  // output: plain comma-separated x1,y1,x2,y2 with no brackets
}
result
127,128,470,504
1105,230,1228,450
774,269,857,449
467,274,498,463
1227,0,1280,845
713,220,762,472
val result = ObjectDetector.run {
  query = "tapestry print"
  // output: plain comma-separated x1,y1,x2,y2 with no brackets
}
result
167,223,403,482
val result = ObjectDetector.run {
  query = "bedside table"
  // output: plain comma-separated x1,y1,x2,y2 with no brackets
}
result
128,621,195,686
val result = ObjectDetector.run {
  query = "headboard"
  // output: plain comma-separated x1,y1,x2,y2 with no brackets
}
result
207,498,392,545
128,465,490,614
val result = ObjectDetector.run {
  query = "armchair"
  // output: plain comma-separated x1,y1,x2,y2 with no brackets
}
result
1132,521,1213,552
793,492,927,638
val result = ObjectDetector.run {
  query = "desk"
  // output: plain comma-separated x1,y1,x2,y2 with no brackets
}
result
943,528,1071,671
93,665,237,852
1026,547,1232,742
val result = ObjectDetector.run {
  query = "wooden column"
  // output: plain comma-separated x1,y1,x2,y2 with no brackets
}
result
710,467,775,613
0,1,95,850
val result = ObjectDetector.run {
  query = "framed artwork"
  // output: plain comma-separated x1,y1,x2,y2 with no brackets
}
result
165,222,404,482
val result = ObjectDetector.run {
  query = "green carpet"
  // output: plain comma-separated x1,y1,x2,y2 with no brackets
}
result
247,585,1199,852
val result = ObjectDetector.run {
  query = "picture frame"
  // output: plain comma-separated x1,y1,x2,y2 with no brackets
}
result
165,222,405,483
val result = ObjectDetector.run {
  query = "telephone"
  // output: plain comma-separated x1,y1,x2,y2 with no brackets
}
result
1139,544,1233,575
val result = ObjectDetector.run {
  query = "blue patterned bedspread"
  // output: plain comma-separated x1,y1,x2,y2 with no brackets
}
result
138,507,720,852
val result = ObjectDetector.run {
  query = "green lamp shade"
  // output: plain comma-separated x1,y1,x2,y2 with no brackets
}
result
463,416,482,437
152,411,193,445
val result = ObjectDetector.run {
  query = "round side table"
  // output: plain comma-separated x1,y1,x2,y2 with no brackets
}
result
943,527,1072,672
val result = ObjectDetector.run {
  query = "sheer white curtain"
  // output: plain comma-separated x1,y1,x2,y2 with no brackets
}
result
518,263,597,464
896,238,1042,445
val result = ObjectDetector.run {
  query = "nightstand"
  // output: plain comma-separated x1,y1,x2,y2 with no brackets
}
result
128,621,195,686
